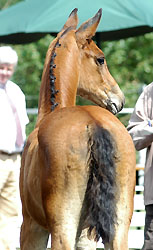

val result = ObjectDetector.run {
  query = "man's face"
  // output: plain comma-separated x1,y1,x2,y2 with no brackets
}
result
0,63,15,85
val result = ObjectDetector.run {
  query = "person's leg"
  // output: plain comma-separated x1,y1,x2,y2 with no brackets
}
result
0,153,21,250
142,204,153,250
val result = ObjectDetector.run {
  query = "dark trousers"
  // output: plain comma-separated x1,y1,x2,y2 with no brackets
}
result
142,204,153,250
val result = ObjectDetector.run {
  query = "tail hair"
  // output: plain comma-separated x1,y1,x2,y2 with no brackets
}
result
85,125,118,244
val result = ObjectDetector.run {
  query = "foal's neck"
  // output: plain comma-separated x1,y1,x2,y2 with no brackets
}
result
36,30,80,127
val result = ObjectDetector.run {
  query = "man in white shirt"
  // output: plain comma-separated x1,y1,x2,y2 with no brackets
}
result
0,46,29,250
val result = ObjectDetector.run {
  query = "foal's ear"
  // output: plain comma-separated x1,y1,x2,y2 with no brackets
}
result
60,8,78,35
76,9,102,46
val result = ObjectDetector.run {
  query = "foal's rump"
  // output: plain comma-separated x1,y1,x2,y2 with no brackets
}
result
38,105,135,245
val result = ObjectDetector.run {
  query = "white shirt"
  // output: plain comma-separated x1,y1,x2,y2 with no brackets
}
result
0,80,29,153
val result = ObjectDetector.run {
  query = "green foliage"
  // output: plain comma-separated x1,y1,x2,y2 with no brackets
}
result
26,114,37,136
0,0,21,9
101,33,153,108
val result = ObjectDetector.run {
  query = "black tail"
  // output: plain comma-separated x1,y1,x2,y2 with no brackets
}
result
85,125,118,244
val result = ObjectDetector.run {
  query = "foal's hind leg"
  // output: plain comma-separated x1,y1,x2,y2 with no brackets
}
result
104,181,135,250
41,164,90,250
103,208,131,250
20,214,49,250
43,187,84,250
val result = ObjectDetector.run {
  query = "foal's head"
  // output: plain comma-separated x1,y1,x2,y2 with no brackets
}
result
39,9,124,121
75,9,125,114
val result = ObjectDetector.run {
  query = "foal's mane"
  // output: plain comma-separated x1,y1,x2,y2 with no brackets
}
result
37,9,79,125
36,29,77,127
49,27,74,111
